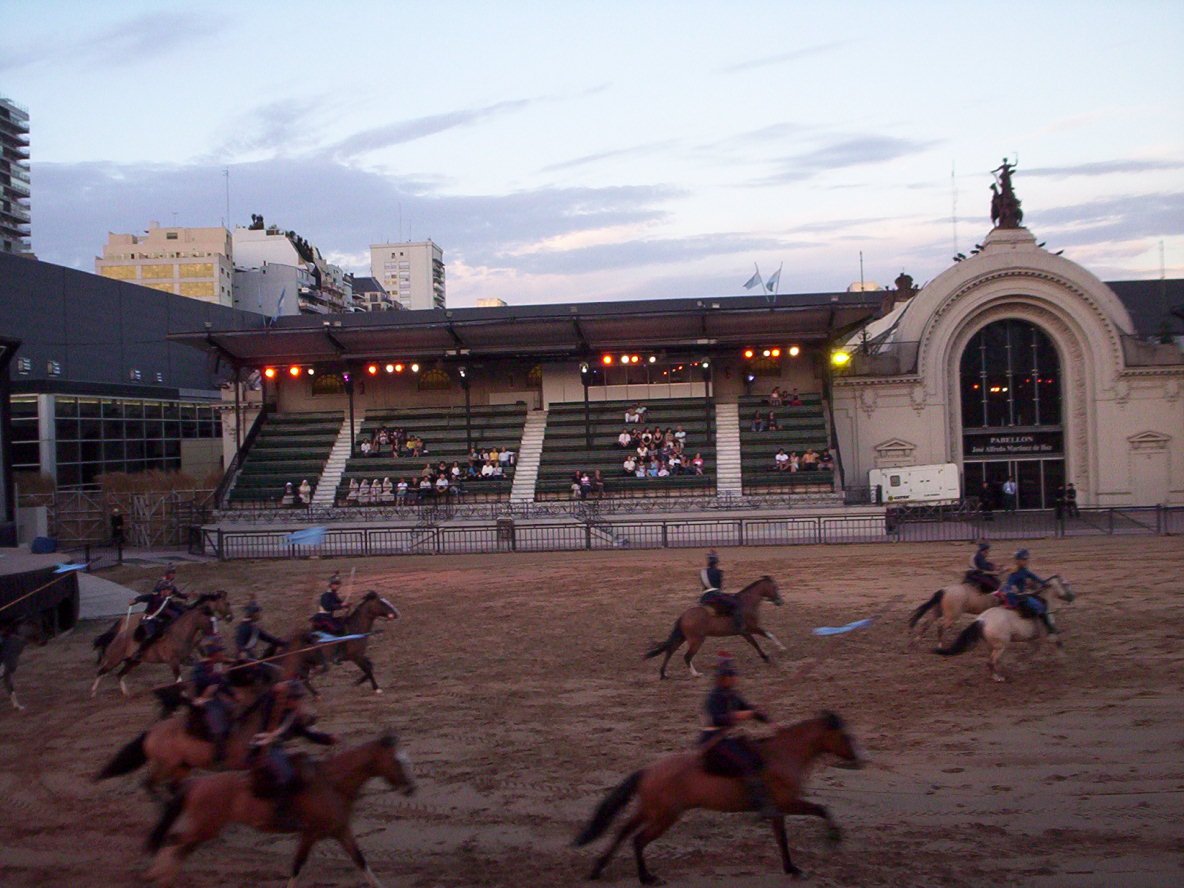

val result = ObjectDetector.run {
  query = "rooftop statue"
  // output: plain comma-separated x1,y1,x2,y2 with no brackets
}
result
989,158,1024,229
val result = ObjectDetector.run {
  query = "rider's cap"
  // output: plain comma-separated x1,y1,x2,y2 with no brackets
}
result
1015,548,1030,560
329,573,342,586
716,650,738,677
245,601,262,616
164,564,176,575
707,551,719,565
978,541,991,550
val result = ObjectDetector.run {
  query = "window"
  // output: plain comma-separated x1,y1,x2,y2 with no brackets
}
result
166,231,178,240
960,319,1061,430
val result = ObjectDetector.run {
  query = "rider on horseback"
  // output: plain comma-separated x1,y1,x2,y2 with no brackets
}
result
235,598,284,660
997,549,1058,639
126,566,189,663
249,678,336,830
312,573,350,636
698,552,744,632
964,541,1001,593
189,634,235,763
699,652,777,820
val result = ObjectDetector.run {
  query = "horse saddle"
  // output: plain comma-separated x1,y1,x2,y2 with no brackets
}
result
309,614,342,635
963,571,1000,594
698,590,736,615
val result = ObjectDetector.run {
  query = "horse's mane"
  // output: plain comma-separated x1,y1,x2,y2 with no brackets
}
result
188,591,221,607
737,575,776,594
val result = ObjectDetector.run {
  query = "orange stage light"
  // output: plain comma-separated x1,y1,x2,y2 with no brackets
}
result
385,363,395,374
602,355,614,365
263,367,277,379
394,363,404,373
367,364,379,375
743,349,754,359
771,348,781,357
288,366,301,377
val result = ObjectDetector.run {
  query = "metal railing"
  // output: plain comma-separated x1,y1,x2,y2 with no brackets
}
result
214,402,271,509
195,504,1181,560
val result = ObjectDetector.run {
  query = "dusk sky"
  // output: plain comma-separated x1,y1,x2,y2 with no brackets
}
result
3,0,1182,307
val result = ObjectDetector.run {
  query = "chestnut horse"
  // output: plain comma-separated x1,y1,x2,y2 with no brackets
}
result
575,712,862,884
644,576,784,679
91,591,234,697
145,732,415,888
310,591,400,694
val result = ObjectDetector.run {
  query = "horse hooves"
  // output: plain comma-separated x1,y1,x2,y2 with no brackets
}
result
374,688,384,695
788,866,808,880
640,876,664,886
826,825,843,843
991,673,1006,683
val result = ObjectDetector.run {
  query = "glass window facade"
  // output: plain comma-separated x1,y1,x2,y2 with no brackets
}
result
586,359,706,387
12,394,221,488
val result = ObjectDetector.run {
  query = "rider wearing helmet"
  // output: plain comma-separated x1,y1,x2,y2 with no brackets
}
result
127,566,190,663
999,549,1057,638
699,652,777,819
250,678,336,830
698,552,744,632
235,598,284,660
965,541,1001,593
189,634,235,763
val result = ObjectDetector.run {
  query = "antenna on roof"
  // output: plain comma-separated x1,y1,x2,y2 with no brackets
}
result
951,162,958,256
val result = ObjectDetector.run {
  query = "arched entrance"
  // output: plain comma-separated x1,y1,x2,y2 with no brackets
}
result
959,318,1064,509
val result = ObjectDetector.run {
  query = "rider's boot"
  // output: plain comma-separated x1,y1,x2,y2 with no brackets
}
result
732,608,745,634
744,776,779,820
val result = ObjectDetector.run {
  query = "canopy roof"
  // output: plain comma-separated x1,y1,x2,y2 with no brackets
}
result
170,291,885,366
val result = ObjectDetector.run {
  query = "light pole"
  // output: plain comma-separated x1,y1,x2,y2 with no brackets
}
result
580,362,591,450
459,366,472,454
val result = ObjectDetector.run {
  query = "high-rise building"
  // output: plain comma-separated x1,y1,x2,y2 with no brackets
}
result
0,97,31,255
370,239,446,310
350,275,398,311
96,223,234,306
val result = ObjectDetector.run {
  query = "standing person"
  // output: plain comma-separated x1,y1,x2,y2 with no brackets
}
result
1054,484,1066,521
699,652,777,819
1065,482,1079,518
979,481,994,521
110,507,125,547
1002,477,1017,512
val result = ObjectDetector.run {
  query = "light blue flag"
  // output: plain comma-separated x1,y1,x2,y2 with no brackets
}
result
310,631,368,644
743,265,763,290
54,562,90,574
286,526,327,546
812,617,876,636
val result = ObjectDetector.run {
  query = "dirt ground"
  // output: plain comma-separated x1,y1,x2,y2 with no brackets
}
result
0,537,1181,888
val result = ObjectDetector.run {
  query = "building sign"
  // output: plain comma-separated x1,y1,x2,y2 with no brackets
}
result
963,430,1063,457
311,373,345,396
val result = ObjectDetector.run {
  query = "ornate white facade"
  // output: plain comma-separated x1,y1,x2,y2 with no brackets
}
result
831,227,1184,506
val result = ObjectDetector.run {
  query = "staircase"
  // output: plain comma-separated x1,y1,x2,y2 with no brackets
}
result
312,411,365,507
714,402,743,497
510,409,548,503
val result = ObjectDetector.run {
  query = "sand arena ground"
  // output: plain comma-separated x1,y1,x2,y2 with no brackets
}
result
0,536,1181,887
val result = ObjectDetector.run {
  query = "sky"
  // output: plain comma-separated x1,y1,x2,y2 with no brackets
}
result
2,0,1182,307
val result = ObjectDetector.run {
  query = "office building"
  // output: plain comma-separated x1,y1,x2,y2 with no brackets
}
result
0,97,31,255
96,223,234,306
370,240,446,310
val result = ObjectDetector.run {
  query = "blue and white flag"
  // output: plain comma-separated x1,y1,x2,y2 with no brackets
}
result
743,265,763,290
53,562,90,574
310,631,368,644
271,288,286,325
286,526,327,546
812,617,875,636
765,264,782,294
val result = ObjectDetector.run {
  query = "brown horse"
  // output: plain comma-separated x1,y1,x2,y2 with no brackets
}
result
94,680,324,795
575,713,862,884
91,592,234,697
644,576,784,679
314,591,400,694
145,732,415,888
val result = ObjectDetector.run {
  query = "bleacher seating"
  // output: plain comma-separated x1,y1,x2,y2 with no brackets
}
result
737,394,835,494
536,398,716,499
335,403,527,505
227,411,343,505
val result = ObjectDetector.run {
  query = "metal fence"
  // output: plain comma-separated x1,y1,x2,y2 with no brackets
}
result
196,505,1181,560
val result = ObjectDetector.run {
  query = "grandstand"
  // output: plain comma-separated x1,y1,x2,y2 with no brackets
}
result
225,411,342,506
535,398,715,499
736,394,836,494
334,403,526,505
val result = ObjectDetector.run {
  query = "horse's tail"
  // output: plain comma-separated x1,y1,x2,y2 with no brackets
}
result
92,619,121,659
573,770,641,847
95,732,147,780
908,589,944,628
934,620,984,657
146,784,188,853
643,619,685,660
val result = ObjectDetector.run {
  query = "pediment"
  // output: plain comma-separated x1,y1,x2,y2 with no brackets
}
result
874,438,917,454
1128,430,1170,451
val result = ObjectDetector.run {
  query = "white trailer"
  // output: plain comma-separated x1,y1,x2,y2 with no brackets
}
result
868,463,961,506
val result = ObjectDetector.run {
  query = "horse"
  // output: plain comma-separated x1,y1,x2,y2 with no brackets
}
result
574,712,862,884
935,576,1076,681
907,578,1000,646
644,576,785,679
0,618,49,712
91,592,234,697
144,732,415,888
95,683,324,796
312,591,400,694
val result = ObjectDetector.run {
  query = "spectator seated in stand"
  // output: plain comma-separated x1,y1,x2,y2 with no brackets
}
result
801,448,819,470
623,455,637,476
618,428,633,448
674,425,687,445
770,386,783,406
787,388,803,407
345,478,359,505
299,479,313,504
282,482,295,506
750,409,767,433
418,476,433,498
624,403,647,423
357,478,371,505
396,478,409,503
775,448,789,471
819,449,835,471
360,439,372,457
765,409,779,431
692,452,705,475
789,451,800,472
592,470,605,495
379,477,394,503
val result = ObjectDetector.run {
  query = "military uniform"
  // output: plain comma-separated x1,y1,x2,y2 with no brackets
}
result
128,570,188,660
699,654,776,819
189,637,234,761
964,543,1001,593
235,602,284,659
998,549,1057,635
313,576,348,635
698,554,743,631
250,680,335,829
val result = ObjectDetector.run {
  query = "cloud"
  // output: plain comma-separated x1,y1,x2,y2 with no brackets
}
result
1023,159,1184,178
0,11,225,72
757,135,937,184
1030,192,1184,247
323,99,536,159
719,40,849,74
540,140,681,173
209,97,329,161
29,157,680,279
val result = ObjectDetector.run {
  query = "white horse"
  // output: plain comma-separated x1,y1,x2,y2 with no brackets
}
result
935,576,1076,681
907,578,1000,646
